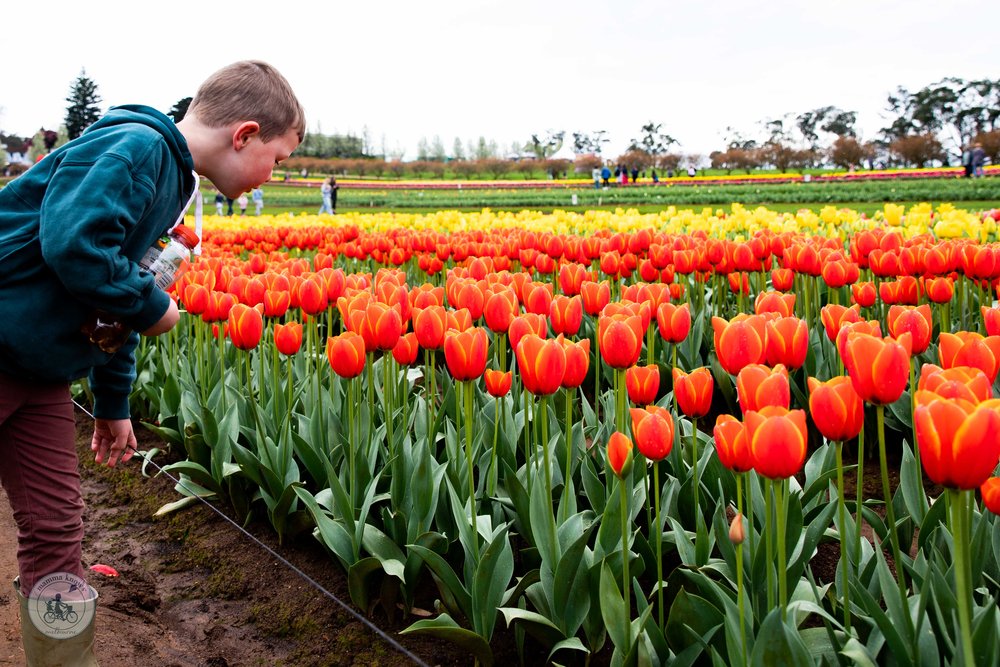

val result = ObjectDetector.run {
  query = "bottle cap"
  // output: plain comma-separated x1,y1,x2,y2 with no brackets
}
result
171,224,200,249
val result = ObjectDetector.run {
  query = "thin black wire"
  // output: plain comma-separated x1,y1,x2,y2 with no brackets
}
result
73,399,430,667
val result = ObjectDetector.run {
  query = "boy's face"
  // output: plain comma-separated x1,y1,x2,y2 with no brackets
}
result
217,125,300,198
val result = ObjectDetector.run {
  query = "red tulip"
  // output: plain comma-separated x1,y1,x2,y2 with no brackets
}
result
851,282,876,308
807,376,864,442
262,289,291,318
454,281,485,321
736,364,790,414
560,337,591,389
914,392,1000,489
515,334,566,396
447,307,473,333
606,431,634,478
771,268,795,292
444,327,489,382
508,313,548,352
656,302,691,344
625,364,659,405
629,406,675,461
273,321,303,356
924,277,954,304
983,306,1000,337
712,314,767,375
183,283,211,316
412,305,447,350
835,319,882,362
938,331,1000,383
982,477,1000,516
296,274,328,315
549,294,583,336
918,364,993,404
886,304,933,354
842,331,912,405
745,407,808,480
227,303,264,350
522,281,554,316
392,332,420,366
559,263,590,296
327,331,366,379
365,302,403,351
765,317,808,369
672,367,714,419
598,313,644,369
483,289,518,333
484,369,513,397
713,414,752,473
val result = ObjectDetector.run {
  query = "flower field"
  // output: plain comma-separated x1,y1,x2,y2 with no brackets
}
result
119,203,1000,666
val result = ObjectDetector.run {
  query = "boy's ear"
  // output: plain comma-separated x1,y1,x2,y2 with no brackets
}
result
232,121,261,150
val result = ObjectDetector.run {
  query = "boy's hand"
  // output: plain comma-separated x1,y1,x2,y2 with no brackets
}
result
92,418,137,467
141,300,180,336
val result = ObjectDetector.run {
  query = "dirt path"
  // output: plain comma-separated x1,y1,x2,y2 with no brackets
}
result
0,417,465,667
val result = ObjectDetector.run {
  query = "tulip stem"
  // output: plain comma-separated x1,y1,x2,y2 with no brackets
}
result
349,377,357,511
877,404,912,638
735,476,748,666
766,478,775,612
653,462,664,631
524,391,533,497
775,478,788,619
619,472,631,650
691,417,700,515
950,489,975,667
835,440,852,632
854,414,865,575
561,388,573,519
489,396,500,497
464,380,479,561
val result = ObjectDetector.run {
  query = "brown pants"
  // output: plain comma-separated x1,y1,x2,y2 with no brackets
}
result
0,374,85,593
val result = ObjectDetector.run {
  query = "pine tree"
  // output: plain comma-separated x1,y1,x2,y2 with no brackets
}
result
64,69,103,140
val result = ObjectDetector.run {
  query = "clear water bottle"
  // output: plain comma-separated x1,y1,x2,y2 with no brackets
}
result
82,224,200,353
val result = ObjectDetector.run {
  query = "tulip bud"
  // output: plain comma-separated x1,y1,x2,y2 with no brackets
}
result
729,512,746,545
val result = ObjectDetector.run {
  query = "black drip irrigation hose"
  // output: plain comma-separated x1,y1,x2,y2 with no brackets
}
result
73,400,430,667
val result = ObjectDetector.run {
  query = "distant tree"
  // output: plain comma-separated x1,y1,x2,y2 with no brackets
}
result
416,137,430,161
451,137,465,161
828,136,875,169
890,133,945,167
571,130,608,156
514,158,540,178
974,129,1000,163
429,135,447,162
796,106,858,150
168,97,192,122
759,142,814,172
387,160,406,178
0,132,30,155
616,150,652,173
479,157,512,179
543,158,571,179
452,159,478,178
64,69,102,140
524,131,564,160
574,153,602,172
628,122,678,158
369,159,386,178
657,153,683,174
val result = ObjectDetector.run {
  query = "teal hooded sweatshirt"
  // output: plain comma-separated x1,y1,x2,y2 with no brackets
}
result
0,105,196,419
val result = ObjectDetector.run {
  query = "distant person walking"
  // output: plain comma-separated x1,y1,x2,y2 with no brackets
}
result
619,165,627,186
329,176,339,214
214,192,224,215
630,167,639,183
319,177,334,214
687,165,697,178
962,145,974,178
226,197,234,215
601,165,611,187
237,193,248,216
592,166,601,189
972,143,986,178
251,187,264,215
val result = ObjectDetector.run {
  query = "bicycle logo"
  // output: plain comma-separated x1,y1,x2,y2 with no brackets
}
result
28,572,96,639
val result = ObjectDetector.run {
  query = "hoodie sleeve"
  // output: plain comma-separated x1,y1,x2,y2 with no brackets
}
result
37,151,171,333
89,332,139,419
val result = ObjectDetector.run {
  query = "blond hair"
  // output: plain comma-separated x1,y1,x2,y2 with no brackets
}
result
188,60,306,142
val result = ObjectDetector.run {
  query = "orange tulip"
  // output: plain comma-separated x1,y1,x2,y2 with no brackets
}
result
183,283,211,316
914,392,1000,489
483,289,518,333
887,304,933,354
560,337,591,389
444,327,489,382
549,294,583,336
580,280,611,316
606,431,634,479
273,321,303,356
713,414,752,473
917,364,993,403
365,302,403,351
508,313,548,352
807,376,864,442
712,314,767,375
515,334,566,396
983,306,1000,337
981,477,1000,516
656,302,691,344
447,307,473,333
629,406,675,461
522,281,554,316
820,304,862,342
625,364,660,405
842,332,912,405
736,364,790,414
326,331,366,379
672,367,714,419
924,277,954,304
262,289,291,318
227,303,264,350
558,263,590,296
771,268,795,292
296,274,328,315
835,319,882,361
745,406,808,480
598,313,644,369
938,331,1000,383
453,281,485,321
484,369,513,397
851,282,876,308
392,332,420,366
754,291,796,318
412,305,447,350
765,317,808,369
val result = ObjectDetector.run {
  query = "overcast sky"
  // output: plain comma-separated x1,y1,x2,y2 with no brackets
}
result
2,0,998,160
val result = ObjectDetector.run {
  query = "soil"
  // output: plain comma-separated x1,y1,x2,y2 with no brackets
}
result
0,415,470,667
